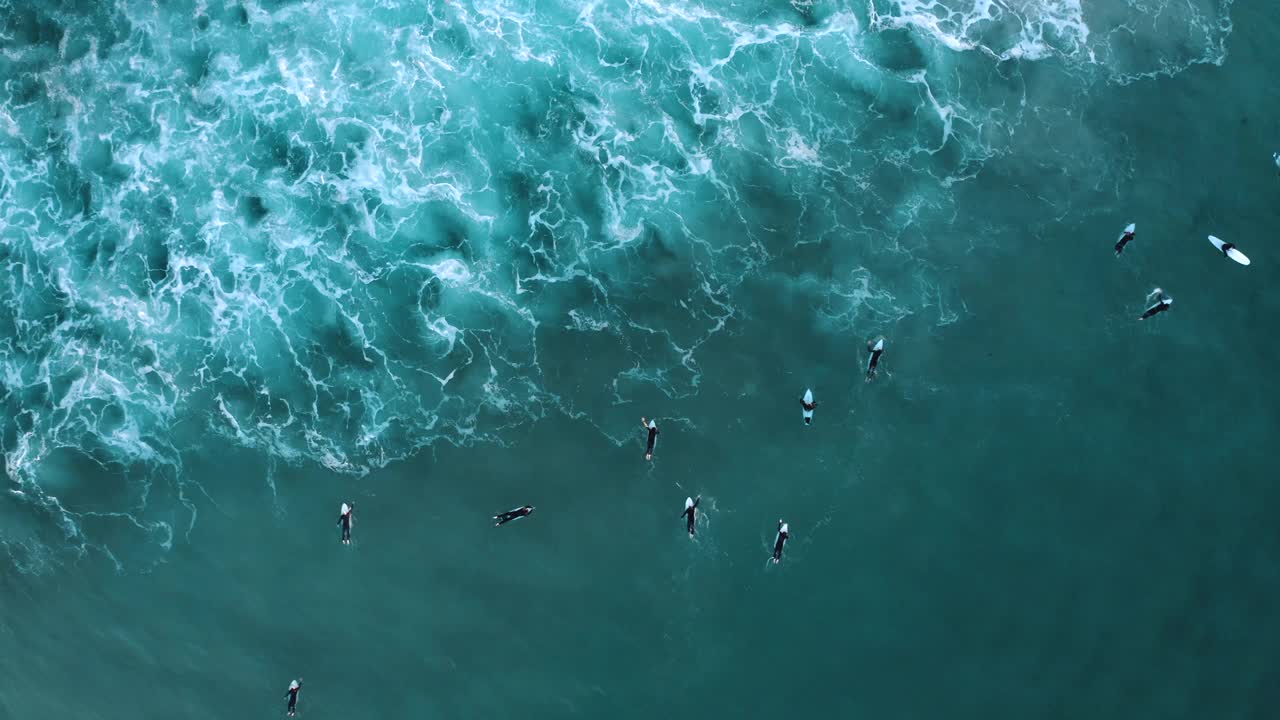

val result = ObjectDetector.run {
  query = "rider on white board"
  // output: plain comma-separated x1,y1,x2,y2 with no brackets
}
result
337,502,354,545
494,506,535,527
681,496,700,537
866,337,885,382
284,679,302,717
772,520,789,564
1139,288,1173,321
641,417,660,460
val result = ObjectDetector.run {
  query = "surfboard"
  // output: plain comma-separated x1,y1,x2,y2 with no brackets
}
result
1209,235,1251,266
340,503,349,515
802,389,814,425
685,497,694,511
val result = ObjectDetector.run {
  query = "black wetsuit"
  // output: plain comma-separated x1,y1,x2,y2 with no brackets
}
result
494,506,533,526
338,507,353,543
1115,231,1134,255
285,683,301,716
645,426,659,457
1140,299,1171,320
772,522,789,563
682,497,700,537
1222,242,1236,258
801,399,816,425
866,349,883,380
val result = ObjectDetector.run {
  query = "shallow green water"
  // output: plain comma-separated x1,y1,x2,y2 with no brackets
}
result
2,0,1278,717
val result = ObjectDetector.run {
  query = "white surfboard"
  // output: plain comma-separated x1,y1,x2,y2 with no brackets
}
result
340,503,349,516
684,497,694,511
1209,235,1251,266
802,389,814,425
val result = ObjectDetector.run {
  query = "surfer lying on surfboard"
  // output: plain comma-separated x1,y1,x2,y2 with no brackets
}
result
494,506,534,527
681,496,700,537
800,390,817,426
641,417,660,460
866,337,885,382
337,502,354,545
1115,223,1135,256
1139,288,1173,320
772,520,789,564
284,679,302,717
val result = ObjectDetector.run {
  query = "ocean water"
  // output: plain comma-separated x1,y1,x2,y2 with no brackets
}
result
3,0,1279,716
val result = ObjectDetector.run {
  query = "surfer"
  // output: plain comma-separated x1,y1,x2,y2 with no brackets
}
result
494,505,534,527
681,496,700,537
772,520,789,564
337,502,354,545
800,393,817,426
284,679,302,717
1208,235,1251,266
641,417,659,460
1114,225,1135,255
1139,288,1173,320
865,337,885,382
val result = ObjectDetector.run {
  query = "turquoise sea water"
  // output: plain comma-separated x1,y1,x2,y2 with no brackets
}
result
3,0,1279,717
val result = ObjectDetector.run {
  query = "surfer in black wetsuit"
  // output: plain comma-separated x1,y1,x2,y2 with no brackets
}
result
337,502,354,545
494,506,534,527
284,679,302,717
772,520,789,564
641,417,659,461
800,396,817,425
1139,288,1173,320
681,496,700,537
1115,227,1135,255
1219,241,1237,258
865,337,885,382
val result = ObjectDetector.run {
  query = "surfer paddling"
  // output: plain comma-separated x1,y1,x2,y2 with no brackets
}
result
772,520,789,564
1139,288,1173,320
1114,223,1135,256
494,506,534,527
284,679,302,717
641,417,660,460
865,337,885,382
800,390,817,426
337,502,354,545
681,496,700,537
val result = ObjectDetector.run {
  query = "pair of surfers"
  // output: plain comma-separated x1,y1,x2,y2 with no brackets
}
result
1114,224,1250,266
681,496,789,564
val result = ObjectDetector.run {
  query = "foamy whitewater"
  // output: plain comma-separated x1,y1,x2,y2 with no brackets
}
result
0,0,1235,568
